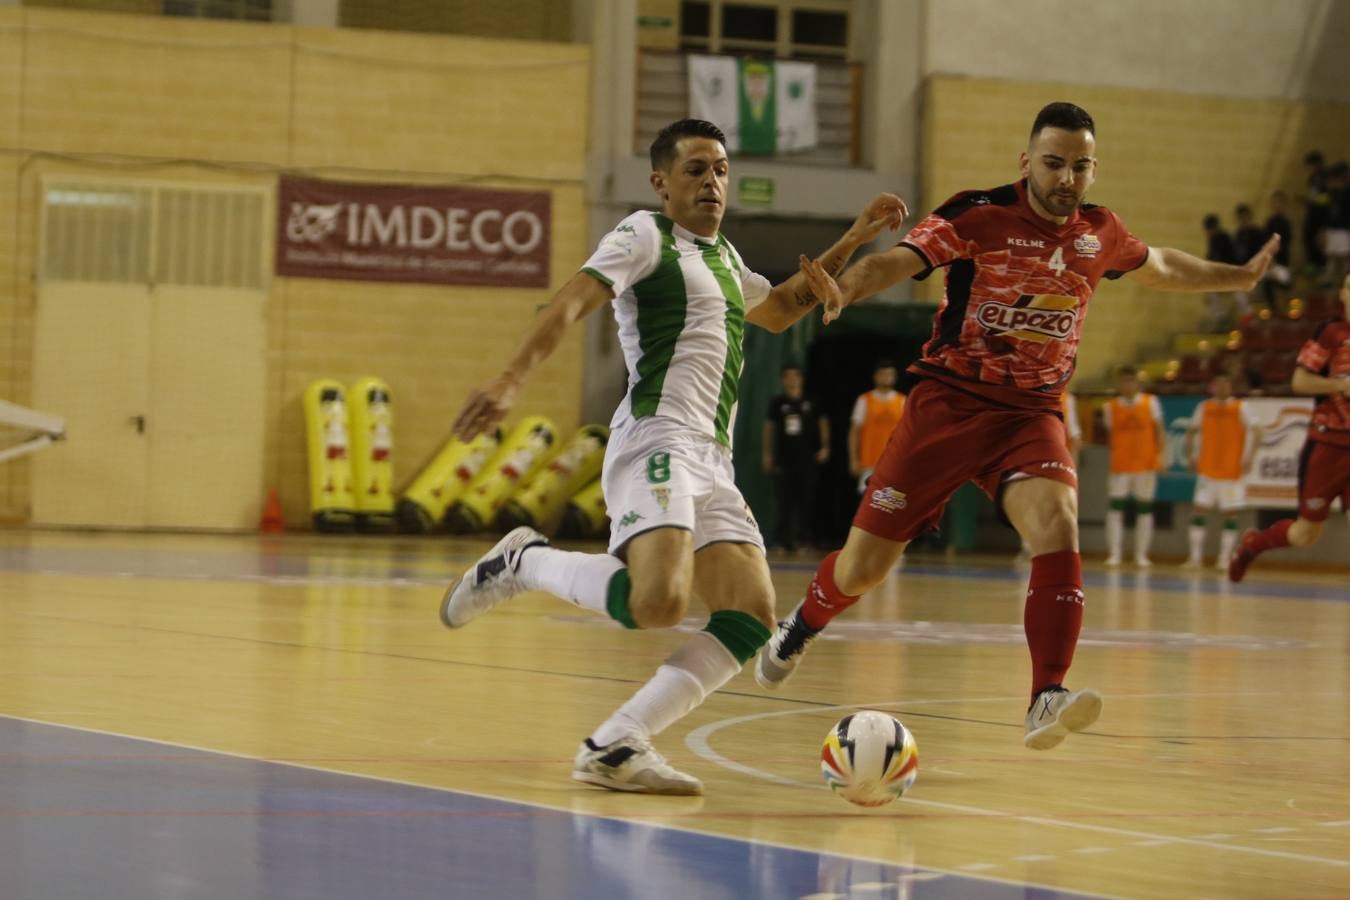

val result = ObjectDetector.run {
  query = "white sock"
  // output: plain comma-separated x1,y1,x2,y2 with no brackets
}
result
517,547,624,616
1136,512,1155,560
590,631,740,745
1219,525,1238,563
1188,524,1206,562
1106,509,1124,558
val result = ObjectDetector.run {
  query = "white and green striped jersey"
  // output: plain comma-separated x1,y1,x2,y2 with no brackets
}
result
581,210,771,447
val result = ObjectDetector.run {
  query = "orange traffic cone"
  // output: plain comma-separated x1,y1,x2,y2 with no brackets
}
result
260,488,285,533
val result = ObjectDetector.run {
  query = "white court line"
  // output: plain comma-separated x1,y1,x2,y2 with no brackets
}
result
1253,827,1296,834
1013,854,1057,862
1321,820,1350,827
1072,848,1113,854
685,695,1350,871
0,714,1114,900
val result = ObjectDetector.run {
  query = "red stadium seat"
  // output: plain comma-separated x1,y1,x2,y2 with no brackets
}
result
1239,321,1271,352
1177,355,1206,384
1271,318,1304,351
1260,353,1294,391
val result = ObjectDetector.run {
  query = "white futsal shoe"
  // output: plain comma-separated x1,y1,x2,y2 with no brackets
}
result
755,602,822,689
440,527,548,628
572,737,703,795
1103,554,1122,567
1024,685,1103,751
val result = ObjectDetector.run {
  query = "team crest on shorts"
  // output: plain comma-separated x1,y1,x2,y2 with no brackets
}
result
651,486,671,511
869,487,907,513
1073,234,1101,256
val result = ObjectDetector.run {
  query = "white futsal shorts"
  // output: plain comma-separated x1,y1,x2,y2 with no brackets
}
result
602,415,765,556
1193,475,1245,512
1325,229,1350,257
1108,472,1158,501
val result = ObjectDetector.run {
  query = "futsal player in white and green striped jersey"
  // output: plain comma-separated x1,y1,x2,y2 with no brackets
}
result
442,119,906,795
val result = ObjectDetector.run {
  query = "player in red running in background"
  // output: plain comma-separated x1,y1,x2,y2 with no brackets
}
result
1229,272,1350,582
756,101,1279,751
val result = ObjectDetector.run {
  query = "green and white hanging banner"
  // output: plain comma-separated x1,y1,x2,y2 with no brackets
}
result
687,55,817,156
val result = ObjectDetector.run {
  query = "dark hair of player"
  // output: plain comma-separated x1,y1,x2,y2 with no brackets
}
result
781,362,803,375
1117,365,1138,377
1202,213,1221,230
650,119,728,171
1029,102,1096,140
874,358,896,371
1304,150,1324,167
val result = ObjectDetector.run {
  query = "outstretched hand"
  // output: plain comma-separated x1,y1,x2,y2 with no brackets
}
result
848,193,908,244
451,375,519,442
1240,234,1280,289
800,255,846,325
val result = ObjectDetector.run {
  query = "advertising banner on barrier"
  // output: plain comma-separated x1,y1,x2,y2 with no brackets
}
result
276,176,551,288
1243,397,1313,509
1157,395,1201,502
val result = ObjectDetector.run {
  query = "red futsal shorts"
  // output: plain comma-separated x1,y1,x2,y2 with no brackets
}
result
853,378,1078,542
1298,439,1350,522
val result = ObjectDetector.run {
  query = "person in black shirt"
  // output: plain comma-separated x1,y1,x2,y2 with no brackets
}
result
1204,212,1238,327
1233,204,1265,316
1303,150,1329,275
762,364,829,552
1262,190,1293,309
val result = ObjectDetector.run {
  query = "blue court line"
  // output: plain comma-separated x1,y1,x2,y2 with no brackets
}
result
0,716,1103,900
770,559,1350,602
0,543,1342,602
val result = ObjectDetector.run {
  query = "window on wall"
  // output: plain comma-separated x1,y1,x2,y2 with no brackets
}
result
162,0,274,22
42,182,267,289
679,0,850,59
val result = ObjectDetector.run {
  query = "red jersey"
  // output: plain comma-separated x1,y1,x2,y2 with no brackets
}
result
1295,317,1350,447
900,180,1149,409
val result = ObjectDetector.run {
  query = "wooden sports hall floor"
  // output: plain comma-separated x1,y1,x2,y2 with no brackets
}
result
0,529,1345,899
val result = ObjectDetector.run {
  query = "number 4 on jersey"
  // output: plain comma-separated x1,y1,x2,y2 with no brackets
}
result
1047,247,1066,276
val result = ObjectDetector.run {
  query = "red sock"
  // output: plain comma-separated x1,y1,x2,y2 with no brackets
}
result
800,551,861,630
1247,519,1293,555
1024,550,1084,700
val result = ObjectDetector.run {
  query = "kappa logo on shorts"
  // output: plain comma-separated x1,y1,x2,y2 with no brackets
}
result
617,511,643,529
1306,497,1327,510
869,487,908,513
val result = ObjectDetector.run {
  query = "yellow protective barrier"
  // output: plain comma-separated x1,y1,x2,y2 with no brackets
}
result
348,377,395,532
558,477,608,539
304,379,356,532
396,429,502,533
445,416,556,533
497,425,608,534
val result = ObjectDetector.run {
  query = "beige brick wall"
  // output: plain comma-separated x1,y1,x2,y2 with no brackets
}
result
922,75,1350,386
23,0,158,14
2,8,591,526
339,0,572,42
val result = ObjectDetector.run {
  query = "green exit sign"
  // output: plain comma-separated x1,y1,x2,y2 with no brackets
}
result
737,176,774,208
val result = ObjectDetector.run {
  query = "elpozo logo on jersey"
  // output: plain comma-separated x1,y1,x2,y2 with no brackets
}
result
1073,234,1101,257
976,295,1078,343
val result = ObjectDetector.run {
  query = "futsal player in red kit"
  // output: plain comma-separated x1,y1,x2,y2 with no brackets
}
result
1228,272,1350,582
759,102,1280,750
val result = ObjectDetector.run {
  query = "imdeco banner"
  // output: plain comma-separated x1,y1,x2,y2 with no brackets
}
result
276,176,551,288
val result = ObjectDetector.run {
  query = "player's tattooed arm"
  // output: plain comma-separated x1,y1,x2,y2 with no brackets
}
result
750,193,907,331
